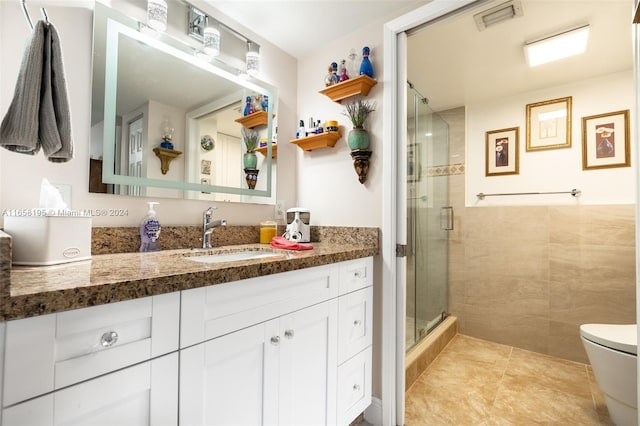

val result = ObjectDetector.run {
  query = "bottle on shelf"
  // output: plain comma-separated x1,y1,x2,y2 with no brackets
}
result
360,46,374,78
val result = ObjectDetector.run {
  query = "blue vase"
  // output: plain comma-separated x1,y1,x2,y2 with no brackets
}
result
360,46,373,78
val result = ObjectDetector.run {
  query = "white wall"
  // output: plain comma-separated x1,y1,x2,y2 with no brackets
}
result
466,70,634,206
295,24,384,227
0,0,297,227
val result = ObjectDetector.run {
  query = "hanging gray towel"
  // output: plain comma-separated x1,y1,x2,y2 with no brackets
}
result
40,22,73,162
0,20,73,162
0,21,46,155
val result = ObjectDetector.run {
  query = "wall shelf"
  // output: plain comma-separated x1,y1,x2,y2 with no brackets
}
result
290,131,341,151
319,75,377,102
153,147,182,175
256,144,277,158
235,111,269,128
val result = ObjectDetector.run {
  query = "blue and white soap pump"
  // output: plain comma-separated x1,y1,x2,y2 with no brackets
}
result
140,202,161,252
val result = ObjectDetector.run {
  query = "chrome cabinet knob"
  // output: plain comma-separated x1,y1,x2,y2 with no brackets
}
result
284,329,294,339
353,384,360,392
354,319,362,327
270,336,280,345
100,331,118,348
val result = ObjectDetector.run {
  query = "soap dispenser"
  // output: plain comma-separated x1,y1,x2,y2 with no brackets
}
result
140,202,161,252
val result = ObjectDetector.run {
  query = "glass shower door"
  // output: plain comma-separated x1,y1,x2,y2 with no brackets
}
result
406,89,450,350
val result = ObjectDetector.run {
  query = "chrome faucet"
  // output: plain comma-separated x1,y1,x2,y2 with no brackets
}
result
202,207,227,249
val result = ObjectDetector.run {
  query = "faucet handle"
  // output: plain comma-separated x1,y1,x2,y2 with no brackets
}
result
204,206,217,217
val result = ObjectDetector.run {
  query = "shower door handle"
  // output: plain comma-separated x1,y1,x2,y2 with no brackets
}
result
440,206,454,231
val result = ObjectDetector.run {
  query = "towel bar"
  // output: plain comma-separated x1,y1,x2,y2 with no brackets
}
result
476,189,581,200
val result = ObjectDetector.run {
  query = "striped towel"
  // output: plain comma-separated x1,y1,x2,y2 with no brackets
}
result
0,20,73,162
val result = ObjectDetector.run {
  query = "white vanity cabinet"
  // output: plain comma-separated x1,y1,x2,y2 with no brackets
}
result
1,293,180,425
180,300,338,425
179,257,374,426
0,256,374,426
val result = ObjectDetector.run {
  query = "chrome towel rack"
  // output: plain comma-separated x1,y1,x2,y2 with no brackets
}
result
21,0,49,30
476,189,581,200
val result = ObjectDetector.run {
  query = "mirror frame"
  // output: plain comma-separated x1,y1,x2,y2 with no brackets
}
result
92,3,277,200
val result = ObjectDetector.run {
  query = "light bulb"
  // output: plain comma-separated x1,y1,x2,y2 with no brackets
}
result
147,0,167,32
203,26,220,57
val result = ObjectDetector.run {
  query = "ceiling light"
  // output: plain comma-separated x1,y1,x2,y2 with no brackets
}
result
524,24,589,67
146,0,167,32
246,41,260,76
474,0,523,31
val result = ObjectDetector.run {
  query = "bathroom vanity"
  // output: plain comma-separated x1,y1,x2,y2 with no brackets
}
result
0,232,376,426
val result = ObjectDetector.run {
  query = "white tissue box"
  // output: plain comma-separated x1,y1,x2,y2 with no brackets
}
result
4,211,92,265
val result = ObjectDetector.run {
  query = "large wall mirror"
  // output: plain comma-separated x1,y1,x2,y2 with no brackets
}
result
89,2,277,204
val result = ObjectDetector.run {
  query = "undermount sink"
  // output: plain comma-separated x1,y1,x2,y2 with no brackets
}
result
186,250,285,263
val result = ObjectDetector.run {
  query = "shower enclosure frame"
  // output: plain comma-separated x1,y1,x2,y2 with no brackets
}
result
405,83,451,352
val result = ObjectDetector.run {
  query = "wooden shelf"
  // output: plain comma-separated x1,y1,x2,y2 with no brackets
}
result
290,131,341,151
256,144,277,158
235,111,269,128
152,147,182,175
319,75,377,102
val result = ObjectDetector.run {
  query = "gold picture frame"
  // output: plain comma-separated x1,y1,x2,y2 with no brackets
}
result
526,96,572,151
485,127,519,176
581,109,630,170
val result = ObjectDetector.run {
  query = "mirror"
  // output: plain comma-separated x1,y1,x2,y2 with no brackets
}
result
89,2,277,203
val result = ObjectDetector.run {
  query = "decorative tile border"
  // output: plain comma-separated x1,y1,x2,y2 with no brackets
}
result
425,162,465,177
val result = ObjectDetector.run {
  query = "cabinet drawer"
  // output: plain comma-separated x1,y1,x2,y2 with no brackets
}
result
339,257,373,295
2,353,178,426
3,292,180,406
181,263,339,347
337,346,372,426
338,287,373,364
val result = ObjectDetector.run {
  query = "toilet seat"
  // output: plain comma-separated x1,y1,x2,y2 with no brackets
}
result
580,324,637,355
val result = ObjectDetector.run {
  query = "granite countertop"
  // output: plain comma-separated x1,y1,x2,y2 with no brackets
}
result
0,229,378,320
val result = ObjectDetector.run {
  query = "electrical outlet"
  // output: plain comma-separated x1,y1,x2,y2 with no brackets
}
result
275,200,285,220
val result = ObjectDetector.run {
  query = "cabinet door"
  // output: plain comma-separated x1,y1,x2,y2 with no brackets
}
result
2,352,178,426
279,300,338,426
179,321,280,426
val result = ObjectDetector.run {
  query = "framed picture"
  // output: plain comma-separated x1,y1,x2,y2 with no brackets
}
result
581,109,630,170
407,143,422,182
486,127,519,176
526,96,572,151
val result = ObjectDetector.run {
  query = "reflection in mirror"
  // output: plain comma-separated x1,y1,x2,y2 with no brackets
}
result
89,2,277,204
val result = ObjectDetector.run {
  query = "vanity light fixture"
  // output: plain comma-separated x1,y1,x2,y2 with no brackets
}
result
203,18,221,57
146,0,167,32
524,24,590,67
246,41,260,76
188,4,261,72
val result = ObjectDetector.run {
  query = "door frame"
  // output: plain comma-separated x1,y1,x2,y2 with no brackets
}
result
380,1,486,424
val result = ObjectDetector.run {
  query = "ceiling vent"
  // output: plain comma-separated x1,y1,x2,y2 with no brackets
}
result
474,0,523,31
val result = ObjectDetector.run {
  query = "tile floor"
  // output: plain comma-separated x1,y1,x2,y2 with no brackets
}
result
405,334,614,425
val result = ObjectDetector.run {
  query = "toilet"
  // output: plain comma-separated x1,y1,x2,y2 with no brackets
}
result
580,324,637,426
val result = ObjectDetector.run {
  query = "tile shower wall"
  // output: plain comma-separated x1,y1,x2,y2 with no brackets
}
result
443,107,636,364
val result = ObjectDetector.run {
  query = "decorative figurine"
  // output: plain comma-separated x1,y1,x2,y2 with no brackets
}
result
359,46,374,78
339,59,349,82
261,95,269,112
253,94,263,111
324,62,339,86
243,96,255,116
